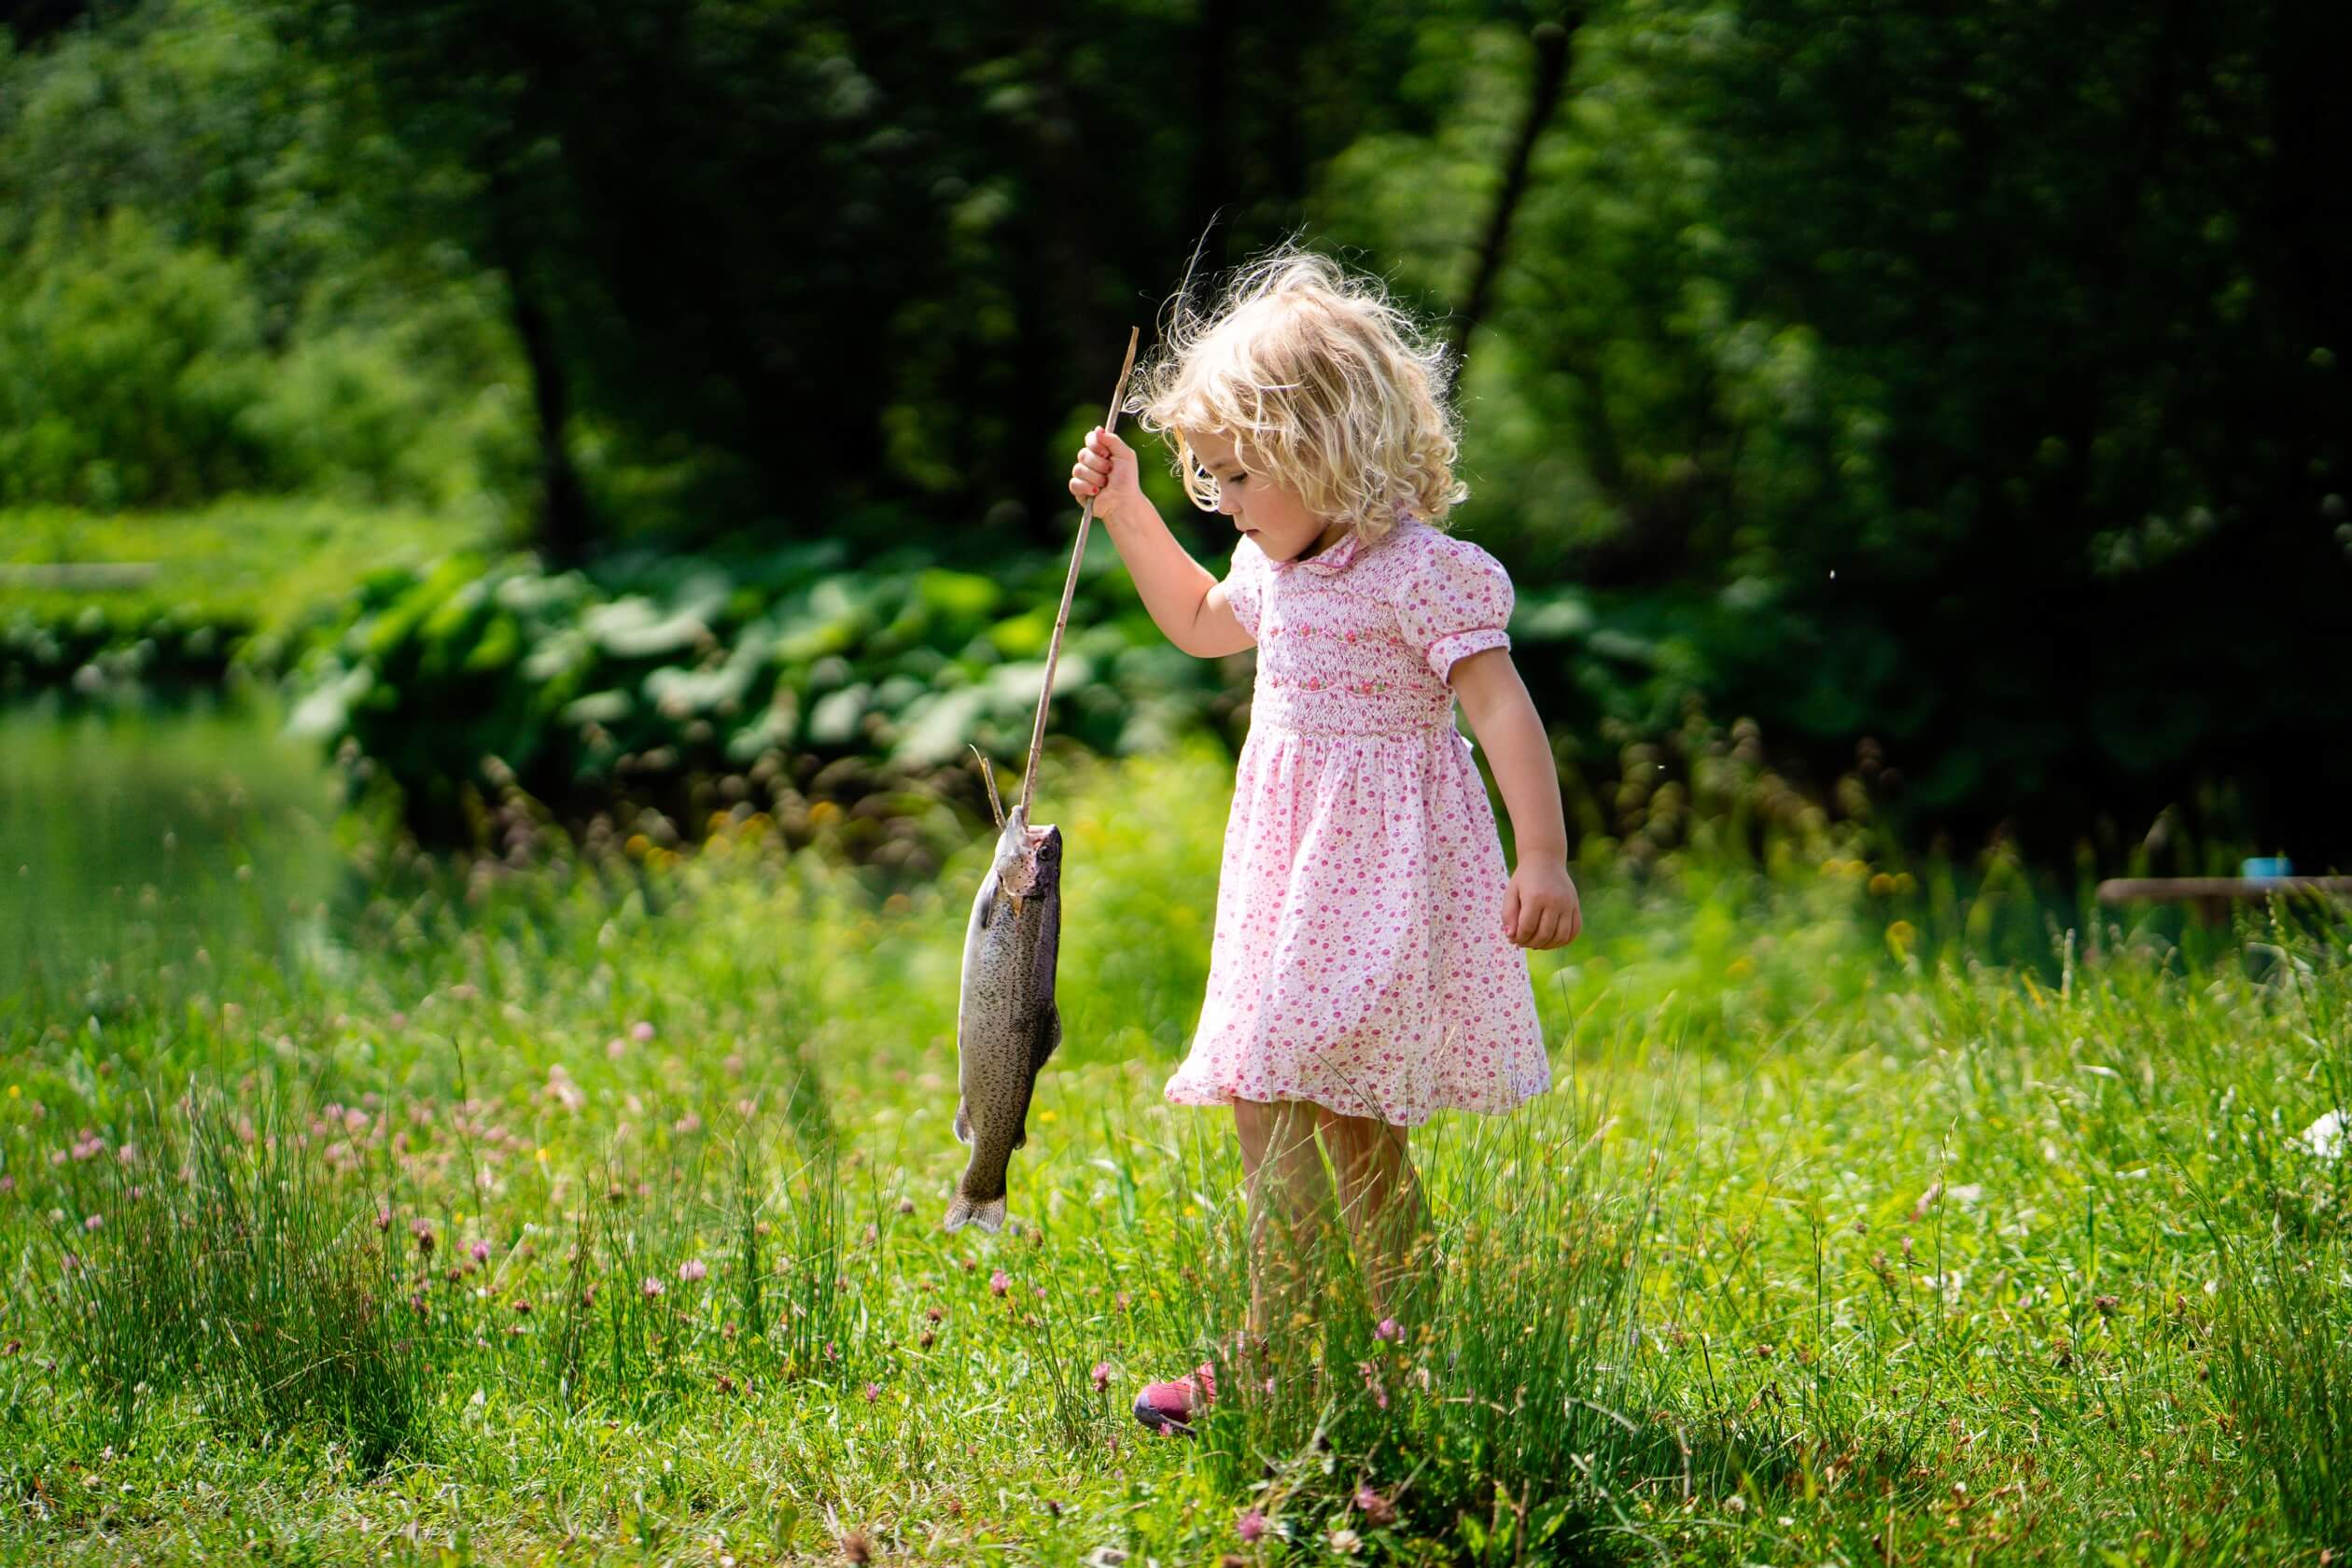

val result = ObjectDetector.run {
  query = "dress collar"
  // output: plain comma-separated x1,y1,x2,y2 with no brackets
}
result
1264,506,1415,576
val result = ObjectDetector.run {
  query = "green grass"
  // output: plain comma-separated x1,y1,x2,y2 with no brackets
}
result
0,736,2346,1564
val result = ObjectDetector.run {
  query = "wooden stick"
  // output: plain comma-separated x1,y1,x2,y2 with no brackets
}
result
968,742,1005,832
1017,326,1141,823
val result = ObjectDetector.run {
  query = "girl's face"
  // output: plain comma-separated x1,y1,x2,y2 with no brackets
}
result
1184,429,1350,565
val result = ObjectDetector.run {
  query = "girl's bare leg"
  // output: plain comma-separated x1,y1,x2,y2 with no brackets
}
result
1315,1108,1433,1328
1231,1098,1336,1367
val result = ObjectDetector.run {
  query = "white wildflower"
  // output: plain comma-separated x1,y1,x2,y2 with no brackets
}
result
2301,1110,2346,1161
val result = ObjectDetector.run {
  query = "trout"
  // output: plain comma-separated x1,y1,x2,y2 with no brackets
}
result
943,325,1135,1233
946,760,1063,1233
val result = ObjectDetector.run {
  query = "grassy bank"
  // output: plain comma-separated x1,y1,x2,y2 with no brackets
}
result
0,740,2345,1564
0,498,497,692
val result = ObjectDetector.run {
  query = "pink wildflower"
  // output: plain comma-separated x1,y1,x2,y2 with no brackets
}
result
1237,1508,1268,1544
1090,1361,1113,1393
1354,1486,1397,1527
631,1020,655,1043
863,1381,881,1404
411,1219,435,1255
988,1268,1010,1297
641,1276,665,1299
679,1258,708,1282
470,1239,492,1264
1374,1317,1403,1343
83,1213,103,1233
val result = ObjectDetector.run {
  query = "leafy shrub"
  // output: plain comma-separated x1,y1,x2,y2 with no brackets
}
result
282,543,1245,847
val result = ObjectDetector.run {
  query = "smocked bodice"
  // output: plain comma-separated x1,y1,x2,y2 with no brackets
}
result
1223,516,1517,739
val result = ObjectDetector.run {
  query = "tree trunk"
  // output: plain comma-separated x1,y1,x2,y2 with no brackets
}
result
1451,16,1577,387
507,274,592,567
486,165,591,567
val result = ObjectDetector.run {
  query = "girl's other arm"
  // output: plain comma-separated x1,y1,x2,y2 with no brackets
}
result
1071,427,1253,657
1451,648,1583,948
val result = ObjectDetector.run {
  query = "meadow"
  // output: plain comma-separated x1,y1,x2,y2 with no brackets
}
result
1,726,2346,1565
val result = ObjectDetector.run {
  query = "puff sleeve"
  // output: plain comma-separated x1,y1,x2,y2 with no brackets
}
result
1393,535,1515,682
1221,536,1266,641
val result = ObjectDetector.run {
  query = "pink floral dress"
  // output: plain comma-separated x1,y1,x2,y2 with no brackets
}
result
1163,512,1552,1127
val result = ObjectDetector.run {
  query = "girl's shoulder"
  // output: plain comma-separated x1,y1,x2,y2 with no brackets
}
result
1364,517,1511,592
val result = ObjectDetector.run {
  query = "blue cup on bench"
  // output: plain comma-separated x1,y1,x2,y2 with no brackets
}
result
2241,856,2293,881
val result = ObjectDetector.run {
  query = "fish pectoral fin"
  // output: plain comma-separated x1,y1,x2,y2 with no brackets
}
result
1029,1001,1063,1078
953,1097,971,1145
1009,892,1024,921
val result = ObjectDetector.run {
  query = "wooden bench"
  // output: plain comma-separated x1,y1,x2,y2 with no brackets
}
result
2095,875,2352,925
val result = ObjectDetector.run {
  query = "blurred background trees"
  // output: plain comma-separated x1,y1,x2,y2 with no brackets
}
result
4,0,2346,863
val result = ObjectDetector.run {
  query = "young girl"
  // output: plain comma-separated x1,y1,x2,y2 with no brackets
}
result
1068,244,1581,1435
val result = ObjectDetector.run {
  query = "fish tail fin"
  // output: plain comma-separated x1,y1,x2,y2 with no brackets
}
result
943,1193,1007,1234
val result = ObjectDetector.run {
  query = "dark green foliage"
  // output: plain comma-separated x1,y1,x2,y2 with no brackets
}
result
8,0,2352,864
1460,0,2352,861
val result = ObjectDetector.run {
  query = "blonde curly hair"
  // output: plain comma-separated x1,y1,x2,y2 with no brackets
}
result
1126,237,1468,545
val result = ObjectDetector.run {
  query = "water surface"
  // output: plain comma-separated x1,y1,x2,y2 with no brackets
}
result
0,696,348,1031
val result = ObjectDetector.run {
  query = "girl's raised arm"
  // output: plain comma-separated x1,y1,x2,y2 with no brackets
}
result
1072,427,1254,658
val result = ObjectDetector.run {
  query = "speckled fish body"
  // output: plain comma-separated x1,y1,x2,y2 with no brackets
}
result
945,802,1063,1233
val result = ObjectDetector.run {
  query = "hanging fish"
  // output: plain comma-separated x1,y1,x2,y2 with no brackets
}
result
945,753,1062,1234
944,327,1138,1233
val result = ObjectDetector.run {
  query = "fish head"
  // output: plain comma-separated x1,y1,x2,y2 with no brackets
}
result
991,804,1063,898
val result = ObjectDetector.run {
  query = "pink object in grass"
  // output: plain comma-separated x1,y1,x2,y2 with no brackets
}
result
641,1276,665,1298
1237,1508,1268,1544
470,1239,492,1264
863,1381,881,1404
1132,1362,1217,1436
1090,1361,1113,1393
988,1268,1010,1297
1375,1317,1403,1342
679,1258,707,1282
631,1020,655,1043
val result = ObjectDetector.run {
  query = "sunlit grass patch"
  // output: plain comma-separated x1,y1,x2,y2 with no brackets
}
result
1,744,2348,1561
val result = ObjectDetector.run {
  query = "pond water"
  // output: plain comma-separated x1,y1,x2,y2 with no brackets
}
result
0,695,353,1030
